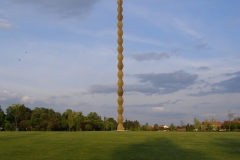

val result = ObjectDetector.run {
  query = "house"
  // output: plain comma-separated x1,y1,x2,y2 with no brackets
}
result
201,121,223,131
159,125,168,129
176,126,186,132
159,125,168,131
223,120,240,131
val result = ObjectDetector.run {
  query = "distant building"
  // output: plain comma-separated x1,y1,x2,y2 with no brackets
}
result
159,125,168,129
158,125,169,131
201,121,223,131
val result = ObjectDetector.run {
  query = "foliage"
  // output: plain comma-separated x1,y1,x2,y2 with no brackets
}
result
169,123,175,131
0,106,5,129
123,119,140,131
141,123,150,131
186,123,195,131
193,118,201,131
66,109,74,131
6,104,28,130
1,103,240,132
228,110,235,121
153,124,159,131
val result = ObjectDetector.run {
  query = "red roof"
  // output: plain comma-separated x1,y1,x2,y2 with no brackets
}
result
201,121,223,126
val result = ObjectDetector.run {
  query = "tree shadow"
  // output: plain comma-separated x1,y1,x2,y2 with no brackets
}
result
110,137,215,160
211,137,240,159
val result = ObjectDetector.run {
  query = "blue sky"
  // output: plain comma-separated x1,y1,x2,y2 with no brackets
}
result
1,0,240,126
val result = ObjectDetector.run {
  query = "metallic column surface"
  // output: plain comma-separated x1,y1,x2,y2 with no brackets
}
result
117,0,124,131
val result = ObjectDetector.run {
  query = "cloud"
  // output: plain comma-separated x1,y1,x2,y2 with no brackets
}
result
126,52,170,61
0,18,14,29
195,44,208,50
212,72,240,93
152,107,167,112
88,84,116,94
133,70,198,94
196,66,211,71
0,90,92,113
9,0,99,18
124,34,172,47
88,71,198,95
174,19,204,39
190,71,240,96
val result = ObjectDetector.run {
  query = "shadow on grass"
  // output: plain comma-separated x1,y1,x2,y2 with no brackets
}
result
110,137,214,160
211,137,240,158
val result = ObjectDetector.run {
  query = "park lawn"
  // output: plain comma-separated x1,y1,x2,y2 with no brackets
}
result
0,132,240,160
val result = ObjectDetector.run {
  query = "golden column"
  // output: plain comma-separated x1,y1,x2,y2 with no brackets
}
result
117,0,124,130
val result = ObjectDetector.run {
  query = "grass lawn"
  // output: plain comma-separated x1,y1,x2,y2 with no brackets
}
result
0,131,240,160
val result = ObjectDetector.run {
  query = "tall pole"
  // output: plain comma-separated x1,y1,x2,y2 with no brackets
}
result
117,0,124,130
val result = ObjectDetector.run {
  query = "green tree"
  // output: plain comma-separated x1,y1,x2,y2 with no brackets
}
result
20,120,31,131
170,123,175,132
153,124,159,131
227,110,235,132
141,123,150,131
123,119,141,131
85,124,92,131
86,112,101,121
211,118,217,131
61,115,68,130
186,123,195,131
67,109,74,131
73,111,84,131
4,120,13,131
6,104,27,130
193,118,201,131
85,112,102,131
0,106,5,129
107,117,117,131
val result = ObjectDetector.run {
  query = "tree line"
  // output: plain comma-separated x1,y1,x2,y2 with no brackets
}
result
0,104,239,131
0,104,139,131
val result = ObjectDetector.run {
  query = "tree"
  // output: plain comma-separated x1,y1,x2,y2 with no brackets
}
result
228,110,235,121
67,109,74,131
141,123,150,131
107,117,117,131
0,106,5,129
4,120,13,131
227,110,235,132
234,117,240,121
170,123,175,132
186,123,195,131
210,118,217,131
123,119,141,131
61,115,68,131
153,124,159,131
6,104,27,130
193,118,201,131
85,112,102,131
180,120,185,127
73,111,84,131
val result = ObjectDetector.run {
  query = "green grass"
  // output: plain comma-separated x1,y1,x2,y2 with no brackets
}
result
0,132,240,160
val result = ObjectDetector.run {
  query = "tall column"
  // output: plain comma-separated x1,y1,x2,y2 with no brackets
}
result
117,0,124,131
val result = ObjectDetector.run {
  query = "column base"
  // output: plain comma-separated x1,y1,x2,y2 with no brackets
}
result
117,124,124,131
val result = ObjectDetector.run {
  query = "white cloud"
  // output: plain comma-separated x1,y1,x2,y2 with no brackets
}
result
174,19,204,39
152,107,166,112
21,95,35,104
124,34,172,47
0,18,14,29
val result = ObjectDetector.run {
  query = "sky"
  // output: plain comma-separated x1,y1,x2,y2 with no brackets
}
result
0,0,240,126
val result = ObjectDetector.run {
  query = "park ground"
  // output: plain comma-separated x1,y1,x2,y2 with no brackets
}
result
0,131,240,160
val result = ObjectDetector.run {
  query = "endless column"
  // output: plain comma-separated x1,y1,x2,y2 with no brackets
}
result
117,0,124,131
